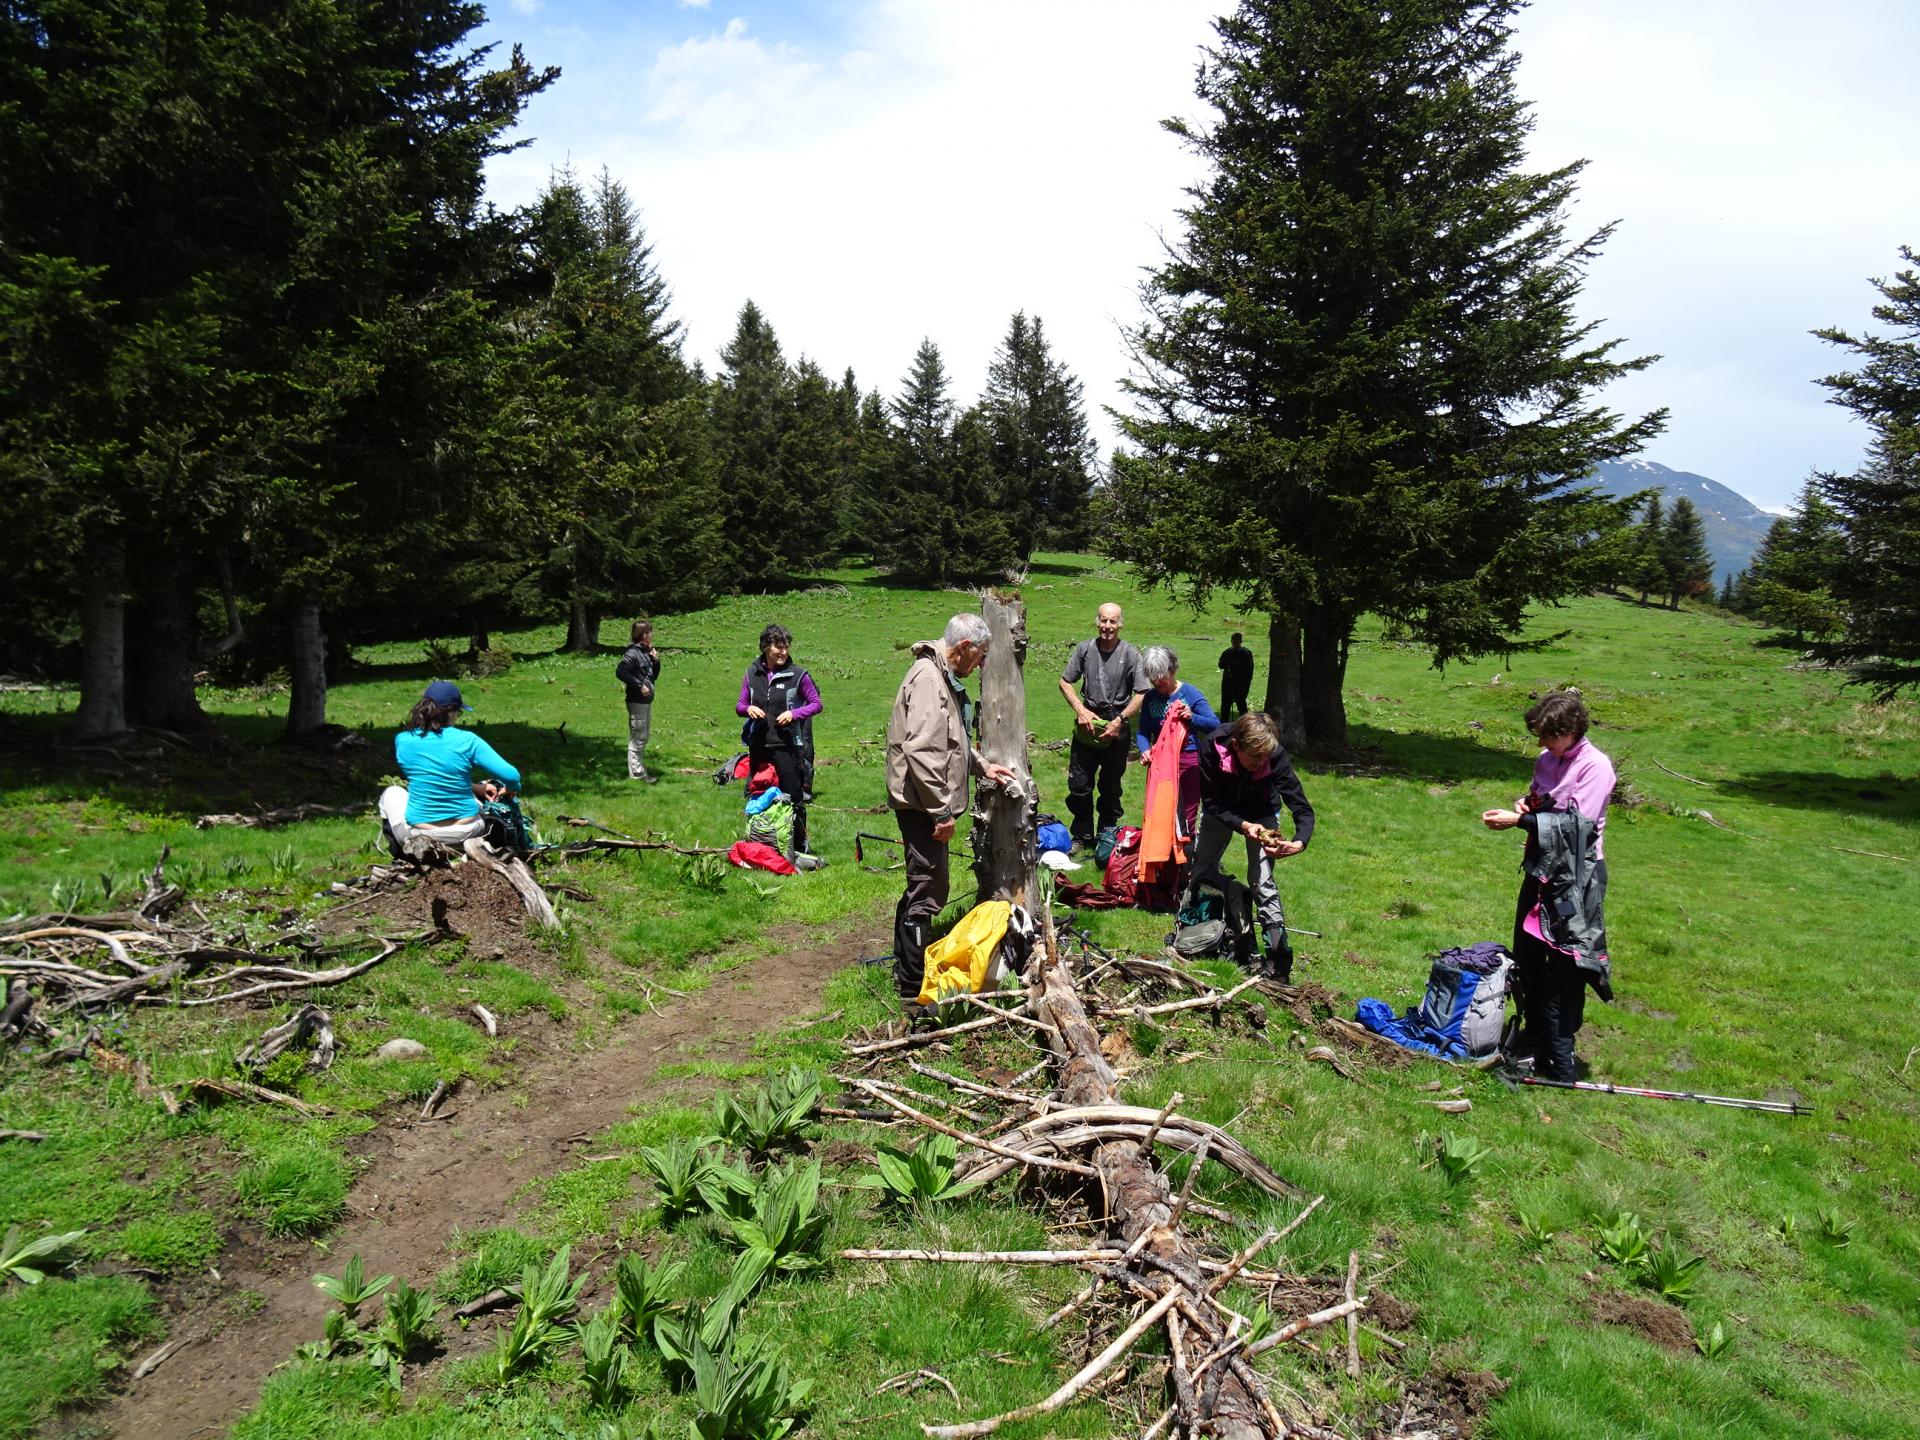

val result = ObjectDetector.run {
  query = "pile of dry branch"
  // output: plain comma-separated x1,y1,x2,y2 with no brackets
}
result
0,850,436,1079
838,930,1369,1439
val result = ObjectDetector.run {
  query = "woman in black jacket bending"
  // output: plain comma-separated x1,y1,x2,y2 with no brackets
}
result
1184,711,1315,980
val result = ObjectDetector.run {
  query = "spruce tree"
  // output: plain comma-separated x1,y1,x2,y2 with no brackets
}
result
710,303,841,587
1812,248,1920,694
1106,0,1661,749
1658,497,1714,608
515,169,717,653
980,312,1098,556
0,0,554,735
1743,481,1843,641
1626,495,1667,604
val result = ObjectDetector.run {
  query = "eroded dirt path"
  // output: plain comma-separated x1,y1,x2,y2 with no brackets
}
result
89,911,880,1440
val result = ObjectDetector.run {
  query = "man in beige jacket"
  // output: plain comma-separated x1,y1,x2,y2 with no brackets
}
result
886,612,1015,999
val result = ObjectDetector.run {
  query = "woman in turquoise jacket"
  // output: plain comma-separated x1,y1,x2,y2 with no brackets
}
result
378,680,521,851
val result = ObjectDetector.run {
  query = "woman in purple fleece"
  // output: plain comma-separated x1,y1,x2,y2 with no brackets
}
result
1481,690,1616,1081
737,623,823,857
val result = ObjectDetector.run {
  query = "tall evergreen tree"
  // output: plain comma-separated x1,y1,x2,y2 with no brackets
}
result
513,169,717,654
0,0,555,735
980,312,1098,556
1812,248,1920,694
1105,0,1661,748
871,341,1014,581
1626,494,1666,604
709,301,840,587
1742,480,1843,641
1658,497,1714,608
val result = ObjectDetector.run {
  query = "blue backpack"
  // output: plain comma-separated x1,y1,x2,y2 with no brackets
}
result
1415,944,1514,1058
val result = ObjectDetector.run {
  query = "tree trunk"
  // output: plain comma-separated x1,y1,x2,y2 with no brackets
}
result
972,591,1037,911
285,598,328,738
468,629,491,657
1032,961,1269,1439
1300,610,1351,751
71,536,129,740
1262,613,1306,753
125,556,209,731
562,598,597,653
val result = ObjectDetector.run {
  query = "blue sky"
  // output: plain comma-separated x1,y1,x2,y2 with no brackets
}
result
474,0,1920,511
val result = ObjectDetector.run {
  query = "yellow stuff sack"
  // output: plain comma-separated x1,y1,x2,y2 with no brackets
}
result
917,900,1013,1007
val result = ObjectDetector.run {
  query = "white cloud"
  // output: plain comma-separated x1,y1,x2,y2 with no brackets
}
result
482,0,1920,509
506,0,543,16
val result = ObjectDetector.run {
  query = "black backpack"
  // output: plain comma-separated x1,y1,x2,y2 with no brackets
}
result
1170,874,1255,965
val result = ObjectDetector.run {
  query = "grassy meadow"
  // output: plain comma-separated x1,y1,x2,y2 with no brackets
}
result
2,553,1917,1439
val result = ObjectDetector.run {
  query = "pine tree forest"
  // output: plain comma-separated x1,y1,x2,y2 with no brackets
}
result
0,4,1105,740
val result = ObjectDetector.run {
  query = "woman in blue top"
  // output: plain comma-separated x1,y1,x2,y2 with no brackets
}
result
1135,646,1219,838
378,680,522,853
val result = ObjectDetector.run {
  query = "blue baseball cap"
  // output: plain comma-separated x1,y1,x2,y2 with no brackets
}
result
423,679,471,711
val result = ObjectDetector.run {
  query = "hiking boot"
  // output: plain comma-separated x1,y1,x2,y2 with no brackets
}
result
892,918,929,1001
1261,944,1294,984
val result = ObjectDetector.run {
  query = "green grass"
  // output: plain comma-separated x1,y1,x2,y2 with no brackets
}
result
3,556,1918,1438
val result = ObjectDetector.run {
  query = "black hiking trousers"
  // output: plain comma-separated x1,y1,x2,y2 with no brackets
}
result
1512,870,1603,1082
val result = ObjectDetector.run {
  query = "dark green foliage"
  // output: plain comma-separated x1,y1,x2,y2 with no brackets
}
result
1105,0,1662,747
515,168,721,650
0,0,557,734
1740,481,1844,638
709,303,841,587
1626,494,1668,603
1813,249,1920,693
868,341,1016,581
1659,497,1715,608
980,312,1099,555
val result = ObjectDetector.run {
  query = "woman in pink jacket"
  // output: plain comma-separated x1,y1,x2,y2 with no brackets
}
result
1482,690,1615,1080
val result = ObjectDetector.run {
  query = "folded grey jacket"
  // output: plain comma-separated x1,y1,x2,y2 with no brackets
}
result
1521,807,1612,1000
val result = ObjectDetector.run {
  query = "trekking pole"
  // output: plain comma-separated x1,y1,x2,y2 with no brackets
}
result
853,832,905,872
1285,926,1322,938
1514,1073,1811,1116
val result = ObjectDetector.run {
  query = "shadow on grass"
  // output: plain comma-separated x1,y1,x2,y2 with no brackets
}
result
1316,724,1521,786
1721,769,1920,823
0,712,643,819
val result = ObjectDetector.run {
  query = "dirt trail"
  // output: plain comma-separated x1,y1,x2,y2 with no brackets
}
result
88,908,881,1440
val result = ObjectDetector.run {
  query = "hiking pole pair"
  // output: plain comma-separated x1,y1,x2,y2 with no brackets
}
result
1513,1072,1811,1116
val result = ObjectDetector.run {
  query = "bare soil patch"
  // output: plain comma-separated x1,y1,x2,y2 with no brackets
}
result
83,892,885,1440
1588,1287,1695,1353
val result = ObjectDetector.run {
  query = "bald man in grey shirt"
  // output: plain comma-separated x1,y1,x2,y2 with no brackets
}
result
1057,602,1147,847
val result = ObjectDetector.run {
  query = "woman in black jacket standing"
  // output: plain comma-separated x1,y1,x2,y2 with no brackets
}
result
616,618,662,783
736,623,824,857
1183,711,1315,980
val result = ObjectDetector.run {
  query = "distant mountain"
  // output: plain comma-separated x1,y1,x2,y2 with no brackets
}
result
1582,458,1776,585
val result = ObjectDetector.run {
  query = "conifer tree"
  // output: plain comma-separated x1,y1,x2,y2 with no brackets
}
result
1658,497,1714,608
515,169,718,653
1743,481,1843,641
871,342,1014,581
1626,495,1667,604
1105,0,1660,748
980,312,1098,556
0,0,555,735
709,303,841,587
1812,248,1920,694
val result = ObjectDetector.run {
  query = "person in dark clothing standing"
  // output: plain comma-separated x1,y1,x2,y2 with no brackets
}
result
1056,602,1147,850
614,619,662,783
1217,632,1255,719
737,623,823,857
1183,711,1315,980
